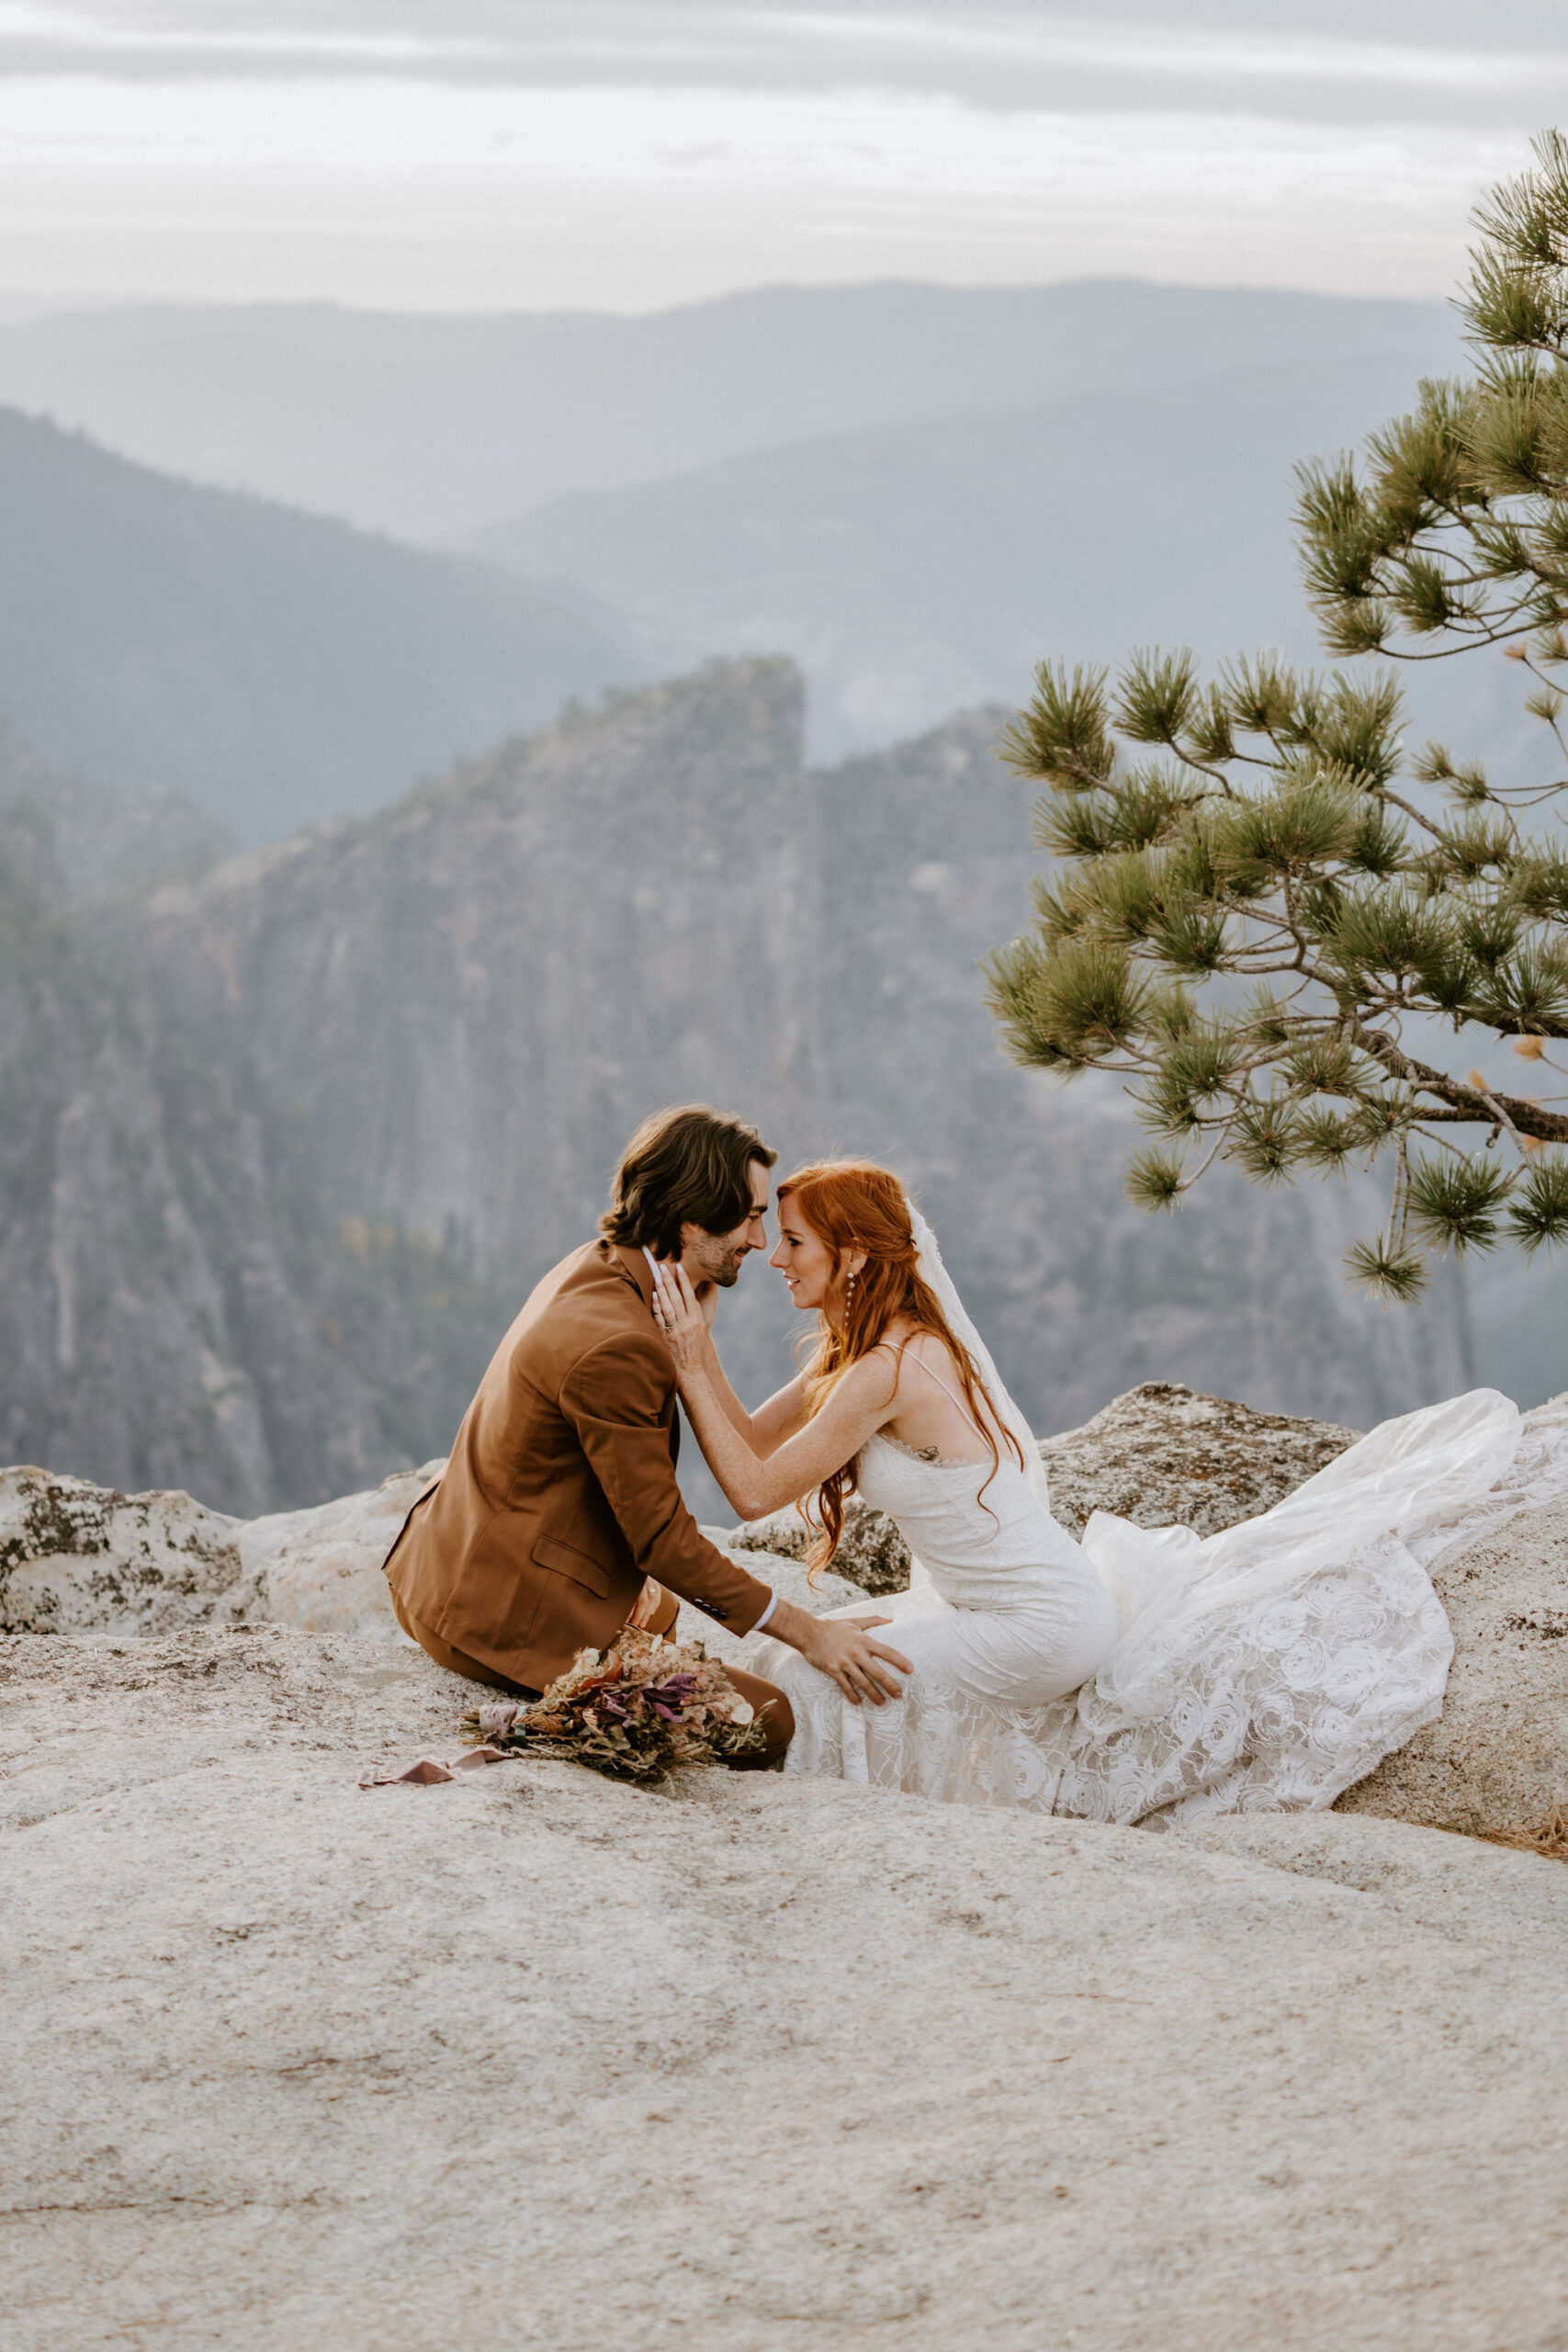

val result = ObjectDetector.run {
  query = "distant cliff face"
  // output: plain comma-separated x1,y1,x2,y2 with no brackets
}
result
2,663,1472,1512
0,724,233,902
142,662,818,1273
0,853,271,1510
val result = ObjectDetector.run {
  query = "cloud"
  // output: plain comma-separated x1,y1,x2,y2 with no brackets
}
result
1,5,1565,129
0,70,1531,311
0,4,1562,309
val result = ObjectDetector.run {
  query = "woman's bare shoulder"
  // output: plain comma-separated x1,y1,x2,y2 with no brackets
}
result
885,1325,956,1380
858,1322,946,1396
836,1337,906,1408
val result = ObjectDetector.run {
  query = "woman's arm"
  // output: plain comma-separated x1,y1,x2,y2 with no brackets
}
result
654,1262,896,1521
653,1264,914,1707
695,1340,808,1457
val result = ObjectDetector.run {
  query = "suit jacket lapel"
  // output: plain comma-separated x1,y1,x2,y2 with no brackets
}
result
612,1243,678,1459
614,1242,656,1306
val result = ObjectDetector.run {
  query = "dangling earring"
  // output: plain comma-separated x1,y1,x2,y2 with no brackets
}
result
845,1267,858,1315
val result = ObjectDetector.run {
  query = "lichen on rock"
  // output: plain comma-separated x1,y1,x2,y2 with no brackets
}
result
0,1464,244,1636
1038,1381,1360,1539
727,1493,913,1595
0,1456,444,1639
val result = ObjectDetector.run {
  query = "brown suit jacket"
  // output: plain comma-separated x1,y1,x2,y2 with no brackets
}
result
383,1238,773,1690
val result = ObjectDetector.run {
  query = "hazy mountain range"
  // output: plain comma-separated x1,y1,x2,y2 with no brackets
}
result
0,279,1533,792
0,407,637,838
479,351,1528,758
0,722,232,900
0,281,1466,543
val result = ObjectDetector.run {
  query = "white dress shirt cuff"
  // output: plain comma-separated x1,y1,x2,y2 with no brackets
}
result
750,1589,779,1635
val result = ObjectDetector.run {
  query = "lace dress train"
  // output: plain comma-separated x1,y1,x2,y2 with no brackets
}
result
746,1386,1568,1827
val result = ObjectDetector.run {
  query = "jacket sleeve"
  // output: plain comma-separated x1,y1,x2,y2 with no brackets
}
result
559,1331,775,1634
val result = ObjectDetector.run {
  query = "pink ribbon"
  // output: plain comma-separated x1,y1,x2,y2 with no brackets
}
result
357,1745,511,1789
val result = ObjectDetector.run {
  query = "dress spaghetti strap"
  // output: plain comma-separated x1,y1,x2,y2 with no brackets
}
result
869,1337,999,1452
904,1343,993,1442
916,1354,983,1426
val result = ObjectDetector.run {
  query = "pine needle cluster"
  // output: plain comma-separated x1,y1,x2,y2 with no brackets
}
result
987,139,1568,1299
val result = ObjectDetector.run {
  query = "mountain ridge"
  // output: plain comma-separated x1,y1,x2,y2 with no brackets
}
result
0,279,1462,542
476,347,1526,761
0,405,637,838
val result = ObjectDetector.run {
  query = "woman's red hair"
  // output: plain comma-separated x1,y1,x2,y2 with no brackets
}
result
777,1160,1024,1574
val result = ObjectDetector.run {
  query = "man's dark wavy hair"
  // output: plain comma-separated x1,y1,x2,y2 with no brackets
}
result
601,1104,777,1261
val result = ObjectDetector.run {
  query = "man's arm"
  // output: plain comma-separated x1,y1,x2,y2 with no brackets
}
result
559,1333,775,1633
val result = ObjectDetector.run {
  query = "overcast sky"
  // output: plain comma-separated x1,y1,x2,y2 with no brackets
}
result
3,2,1567,314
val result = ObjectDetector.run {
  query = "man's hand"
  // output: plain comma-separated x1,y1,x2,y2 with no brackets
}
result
767,1600,913,1705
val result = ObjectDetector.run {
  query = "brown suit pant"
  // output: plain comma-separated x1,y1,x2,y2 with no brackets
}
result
389,1577,794,1769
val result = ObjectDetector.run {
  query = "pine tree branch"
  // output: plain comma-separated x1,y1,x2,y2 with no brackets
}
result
1378,790,1444,840
998,135,1568,1293
1347,1020,1568,1140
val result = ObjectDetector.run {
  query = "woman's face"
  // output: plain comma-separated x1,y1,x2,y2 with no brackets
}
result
769,1196,839,1315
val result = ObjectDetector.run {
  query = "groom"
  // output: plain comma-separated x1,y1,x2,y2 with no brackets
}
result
383,1102,903,1766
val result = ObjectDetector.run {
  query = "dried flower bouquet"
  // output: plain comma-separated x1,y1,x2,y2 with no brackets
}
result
461,1626,766,1782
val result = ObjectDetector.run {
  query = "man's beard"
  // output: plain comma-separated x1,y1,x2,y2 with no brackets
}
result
692,1240,747,1288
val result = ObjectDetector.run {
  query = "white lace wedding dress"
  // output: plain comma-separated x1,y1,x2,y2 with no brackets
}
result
745,1209,1568,1827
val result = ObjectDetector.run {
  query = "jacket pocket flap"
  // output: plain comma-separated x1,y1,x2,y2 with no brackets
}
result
532,1533,613,1599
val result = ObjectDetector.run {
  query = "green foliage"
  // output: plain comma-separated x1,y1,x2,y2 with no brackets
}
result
1506,1154,1568,1252
1124,1147,1187,1212
987,139,1568,1297
1404,1152,1516,1254
1114,648,1201,744
1227,1099,1304,1185
1293,1107,1359,1170
986,932,1157,1070
1344,1237,1429,1302
998,663,1113,791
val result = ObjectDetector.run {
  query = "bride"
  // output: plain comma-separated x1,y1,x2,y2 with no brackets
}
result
650,1158,1552,1826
